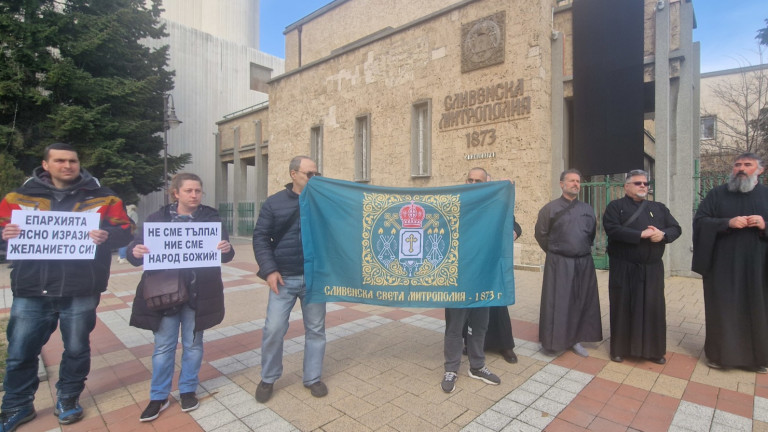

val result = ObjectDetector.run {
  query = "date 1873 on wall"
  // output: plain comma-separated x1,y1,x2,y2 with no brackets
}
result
464,128,497,160
466,129,496,148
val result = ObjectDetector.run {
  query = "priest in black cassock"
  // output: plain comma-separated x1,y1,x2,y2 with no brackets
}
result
692,152,768,373
535,169,602,357
603,169,681,364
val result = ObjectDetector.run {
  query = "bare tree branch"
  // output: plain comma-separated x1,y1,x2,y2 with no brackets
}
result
700,48,768,166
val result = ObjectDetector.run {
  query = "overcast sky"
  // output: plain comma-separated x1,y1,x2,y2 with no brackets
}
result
259,0,767,74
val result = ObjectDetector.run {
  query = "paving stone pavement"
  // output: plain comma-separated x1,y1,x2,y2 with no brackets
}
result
1,238,767,431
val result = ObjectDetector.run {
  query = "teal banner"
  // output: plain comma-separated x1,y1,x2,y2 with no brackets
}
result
300,177,516,308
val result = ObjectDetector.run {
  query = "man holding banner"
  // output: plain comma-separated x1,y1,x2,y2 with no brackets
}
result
462,172,523,365
0,143,133,430
534,169,602,357
299,167,516,395
442,168,502,393
252,156,327,403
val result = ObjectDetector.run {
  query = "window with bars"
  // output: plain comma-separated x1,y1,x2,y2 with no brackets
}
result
411,101,432,177
355,114,371,182
310,125,323,172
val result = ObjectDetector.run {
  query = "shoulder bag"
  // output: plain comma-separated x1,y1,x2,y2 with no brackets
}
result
142,269,189,311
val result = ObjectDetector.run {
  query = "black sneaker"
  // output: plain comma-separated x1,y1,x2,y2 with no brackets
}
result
305,381,328,398
0,406,36,432
469,366,501,385
255,381,274,403
54,396,84,425
139,399,169,422
180,392,199,412
441,371,458,393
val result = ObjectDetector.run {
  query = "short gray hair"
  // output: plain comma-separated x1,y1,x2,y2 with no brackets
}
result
289,156,313,172
468,167,489,178
625,169,649,183
735,152,764,168
559,169,582,182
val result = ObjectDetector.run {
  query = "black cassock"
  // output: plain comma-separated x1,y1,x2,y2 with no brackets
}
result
603,196,681,359
692,183,768,368
464,222,523,353
535,197,602,352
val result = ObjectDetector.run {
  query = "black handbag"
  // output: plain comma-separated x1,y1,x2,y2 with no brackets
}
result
142,269,189,311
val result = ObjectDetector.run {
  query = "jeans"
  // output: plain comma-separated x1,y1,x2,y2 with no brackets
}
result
261,275,326,386
444,307,489,372
150,304,203,400
2,295,100,411
118,247,127,259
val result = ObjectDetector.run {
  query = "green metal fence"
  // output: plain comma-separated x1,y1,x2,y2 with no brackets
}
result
579,176,648,270
582,163,768,270
237,202,256,236
218,202,233,235
692,160,768,212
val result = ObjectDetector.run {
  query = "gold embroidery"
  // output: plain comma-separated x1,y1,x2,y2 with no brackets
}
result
362,192,460,286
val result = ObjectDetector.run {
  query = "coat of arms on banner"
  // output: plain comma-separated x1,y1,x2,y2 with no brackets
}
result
362,193,459,286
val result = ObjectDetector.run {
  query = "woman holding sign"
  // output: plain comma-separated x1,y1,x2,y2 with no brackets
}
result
126,173,234,422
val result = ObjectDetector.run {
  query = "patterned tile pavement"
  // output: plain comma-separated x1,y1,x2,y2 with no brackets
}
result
1,238,767,431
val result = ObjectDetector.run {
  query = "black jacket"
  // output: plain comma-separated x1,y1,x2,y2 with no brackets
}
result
128,204,235,332
252,183,304,278
0,167,133,297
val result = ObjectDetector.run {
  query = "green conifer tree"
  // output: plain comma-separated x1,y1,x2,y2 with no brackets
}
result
0,0,189,202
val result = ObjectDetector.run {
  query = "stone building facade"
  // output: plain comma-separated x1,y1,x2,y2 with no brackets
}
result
216,0,698,273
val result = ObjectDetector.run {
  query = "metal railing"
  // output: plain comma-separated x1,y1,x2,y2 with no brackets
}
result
691,160,768,212
237,202,256,236
579,175,654,269
218,203,233,235
581,163,768,270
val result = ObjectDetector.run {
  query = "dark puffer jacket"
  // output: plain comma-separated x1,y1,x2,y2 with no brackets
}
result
128,204,235,332
0,167,133,297
252,183,304,278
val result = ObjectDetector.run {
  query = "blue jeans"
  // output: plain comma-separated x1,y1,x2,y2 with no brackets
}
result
2,295,100,411
118,247,127,259
150,304,203,400
261,275,326,386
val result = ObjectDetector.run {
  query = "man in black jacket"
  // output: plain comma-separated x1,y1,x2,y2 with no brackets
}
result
0,143,133,430
252,156,327,403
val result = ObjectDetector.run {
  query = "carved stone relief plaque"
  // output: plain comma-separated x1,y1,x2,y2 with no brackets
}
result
461,11,506,73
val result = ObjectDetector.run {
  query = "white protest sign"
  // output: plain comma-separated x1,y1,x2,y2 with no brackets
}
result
143,222,221,270
7,210,101,260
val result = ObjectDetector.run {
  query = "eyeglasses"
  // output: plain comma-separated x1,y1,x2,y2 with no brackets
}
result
466,178,484,184
297,171,321,178
630,181,650,187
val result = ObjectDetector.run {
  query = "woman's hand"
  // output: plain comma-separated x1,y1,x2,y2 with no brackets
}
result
132,244,149,259
217,240,232,254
